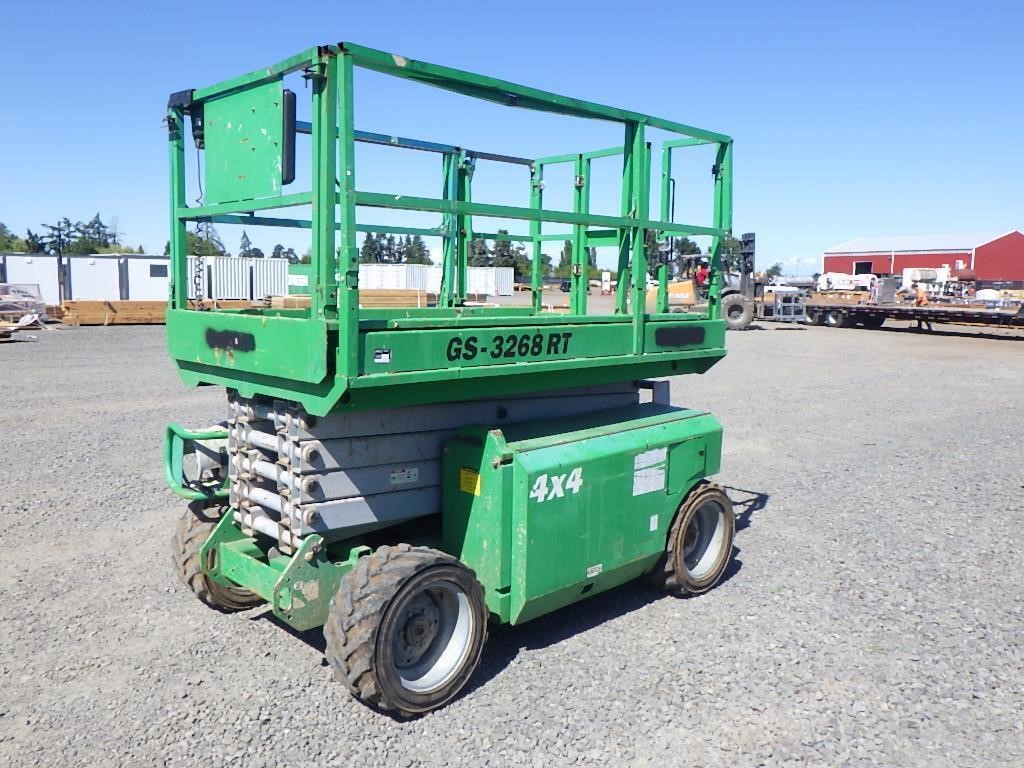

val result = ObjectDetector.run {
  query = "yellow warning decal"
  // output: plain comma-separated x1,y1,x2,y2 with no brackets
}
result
459,467,481,496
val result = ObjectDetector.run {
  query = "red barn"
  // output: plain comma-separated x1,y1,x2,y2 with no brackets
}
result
822,231,1024,284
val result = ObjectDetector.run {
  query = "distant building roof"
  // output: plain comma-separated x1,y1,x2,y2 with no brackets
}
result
825,232,1016,254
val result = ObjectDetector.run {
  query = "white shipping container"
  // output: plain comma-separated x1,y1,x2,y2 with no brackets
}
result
356,264,512,297
494,267,513,296
209,257,249,299
2,255,61,305
251,258,288,298
126,258,171,301
425,266,443,293
69,256,121,300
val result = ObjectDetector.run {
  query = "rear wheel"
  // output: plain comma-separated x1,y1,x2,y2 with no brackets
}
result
648,482,735,595
807,310,826,326
824,309,846,327
324,544,487,716
171,501,264,612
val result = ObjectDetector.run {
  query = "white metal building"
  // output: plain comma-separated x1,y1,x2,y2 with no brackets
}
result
357,264,513,296
0,254,510,303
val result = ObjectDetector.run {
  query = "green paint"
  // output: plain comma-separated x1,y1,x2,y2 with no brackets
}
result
443,404,721,624
203,81,286,205
163,423,229,501
166,43,733,413
200,513,372,630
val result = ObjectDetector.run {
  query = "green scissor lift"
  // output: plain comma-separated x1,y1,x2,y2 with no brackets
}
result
165,42,737,715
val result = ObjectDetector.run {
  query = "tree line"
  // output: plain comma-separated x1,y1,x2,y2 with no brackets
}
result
162,226,302,262
1,215,145,255
2,216,783,279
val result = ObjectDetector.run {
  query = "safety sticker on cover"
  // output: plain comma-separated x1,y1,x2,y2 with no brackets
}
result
459,467,481,496
633,448,667,496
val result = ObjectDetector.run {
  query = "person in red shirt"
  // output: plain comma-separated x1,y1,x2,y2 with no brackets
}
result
694,262,710,299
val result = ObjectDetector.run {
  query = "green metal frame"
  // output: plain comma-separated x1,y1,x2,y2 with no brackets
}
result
187,402,722,631
166,43,733,415
163,423,229,501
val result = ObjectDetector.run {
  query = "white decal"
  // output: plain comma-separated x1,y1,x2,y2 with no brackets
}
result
566,467,583,494
547,474,566,500
586,564,603,578
633,449,667,496
529,468,584,504
634,447,667,469
529,474,549,503
389,467,418,486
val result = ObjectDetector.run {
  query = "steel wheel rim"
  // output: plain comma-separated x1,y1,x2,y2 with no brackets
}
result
683,500,726,580
390,580,473,694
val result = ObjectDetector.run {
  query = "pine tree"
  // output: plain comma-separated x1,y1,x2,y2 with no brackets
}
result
404,234,432,264
395,235,409,264
360,232,381,263
511,241,530,279
491,231,516,267
239,231,252,258
469,238,490,267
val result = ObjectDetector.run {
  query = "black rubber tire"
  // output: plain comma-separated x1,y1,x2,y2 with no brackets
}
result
324,544,487,716
721,293,753,330
807,310,826,326
647,481,735,595
824,309,846,327
171,501,264,612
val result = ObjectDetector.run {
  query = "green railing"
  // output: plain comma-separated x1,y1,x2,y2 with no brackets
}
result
165,43,732,412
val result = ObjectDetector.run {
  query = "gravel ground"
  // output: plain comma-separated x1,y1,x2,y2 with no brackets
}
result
2,320,1022,767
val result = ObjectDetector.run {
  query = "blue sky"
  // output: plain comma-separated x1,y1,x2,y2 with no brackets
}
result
1,0,1021,273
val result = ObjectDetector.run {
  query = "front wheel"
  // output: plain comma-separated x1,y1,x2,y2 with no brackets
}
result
721,293,753,330
324,544,487,716
648,482,735,595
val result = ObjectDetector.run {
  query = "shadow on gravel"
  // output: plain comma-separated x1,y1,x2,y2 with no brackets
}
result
466,579,663,696
464,488,771,701
251,488,770,716
256,614,328,659
725,486,770,532
870,325,1024,342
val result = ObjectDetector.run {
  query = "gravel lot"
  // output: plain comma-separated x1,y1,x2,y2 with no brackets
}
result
2,320,1022,767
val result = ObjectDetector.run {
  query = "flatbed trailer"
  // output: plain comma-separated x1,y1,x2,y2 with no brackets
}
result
805,301,1024,330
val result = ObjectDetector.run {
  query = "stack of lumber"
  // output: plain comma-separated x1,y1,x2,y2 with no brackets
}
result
60,298,256,326
61,301,167,326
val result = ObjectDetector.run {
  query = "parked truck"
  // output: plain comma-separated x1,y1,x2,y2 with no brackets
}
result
805,276,1024,330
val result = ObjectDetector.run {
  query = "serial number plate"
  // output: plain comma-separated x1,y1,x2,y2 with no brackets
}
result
446,332,573,362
